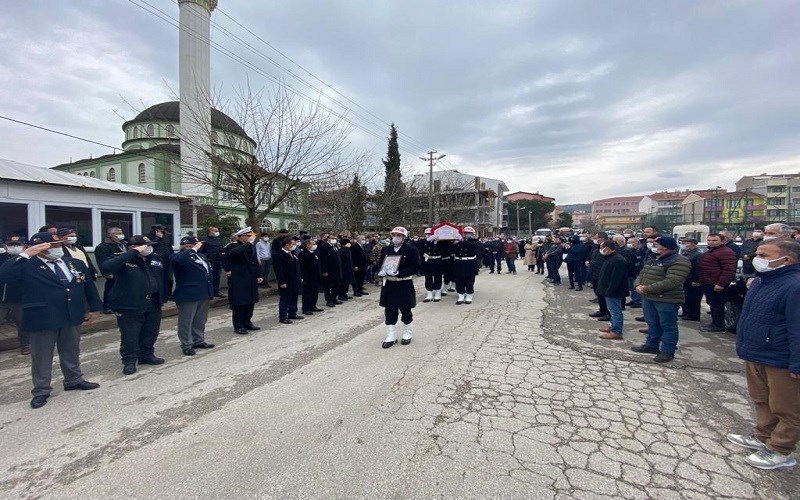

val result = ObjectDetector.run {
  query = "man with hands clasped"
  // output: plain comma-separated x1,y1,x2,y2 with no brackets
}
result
0,232,102,409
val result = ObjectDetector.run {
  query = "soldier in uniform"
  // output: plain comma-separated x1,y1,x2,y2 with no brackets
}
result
438,238,456,296
0,232,102,409
452,226,482,305
223,227,263,334
172,236,215,356
94,227,127,312
377,226,421,348
101,235,168,375
420,227,444,303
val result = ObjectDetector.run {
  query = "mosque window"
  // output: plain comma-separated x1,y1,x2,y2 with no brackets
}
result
107,168,116,182
166,124,175,137
138,163,146,183
146,124,154,137
260,219,273,232
288,221,299,232
133,127,140,139
89,171,96,178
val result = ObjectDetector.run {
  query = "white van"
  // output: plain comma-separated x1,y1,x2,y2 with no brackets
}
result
672,224,710,243
534,228,552,238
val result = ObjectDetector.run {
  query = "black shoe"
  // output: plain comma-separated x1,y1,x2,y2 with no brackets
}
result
234,328,249,335
182,348,196,356
280,319,293,324
401,338,411,345
338,296,350,301
334,300,344,305
700,325,726,332
326,302,337,307
138,356,165,365
382,340,397,349
568,286,575,289
631,345,660,354
626,301,635,306
123,364,137,375
589,298,599,303
193,342,215,349
359,291,369,295
103,309,114,314
654,353,675,363
353,292,364,297
682,317,701,321
64,381,100,391
588,311,604,318
635,316,646,322
30,395,48,409
312,307,324,312
630,304,642,309
595,315,610,322
288,315,304,320
576,287,583,291
244,324,261,331
302,310,314,315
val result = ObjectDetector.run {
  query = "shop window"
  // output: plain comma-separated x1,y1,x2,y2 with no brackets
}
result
0,202,28,241
141,212,174,238
101,211,133,240
45,205,93,247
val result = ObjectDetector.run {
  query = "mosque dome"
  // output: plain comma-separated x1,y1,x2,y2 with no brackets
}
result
122,101,248,137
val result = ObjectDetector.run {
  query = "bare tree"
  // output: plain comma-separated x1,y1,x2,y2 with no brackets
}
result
305,155,379,233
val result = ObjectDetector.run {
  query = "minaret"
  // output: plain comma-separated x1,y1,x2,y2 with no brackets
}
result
178,0,217,198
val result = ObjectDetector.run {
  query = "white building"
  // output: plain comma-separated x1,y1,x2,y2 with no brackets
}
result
0,158,187,248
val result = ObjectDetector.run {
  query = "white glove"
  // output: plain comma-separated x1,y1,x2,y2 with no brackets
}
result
454,233,463,241
378,270,387,277
426,235,437,242
388,270,399,276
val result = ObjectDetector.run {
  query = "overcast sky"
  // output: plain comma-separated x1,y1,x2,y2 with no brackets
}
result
1,0,797,204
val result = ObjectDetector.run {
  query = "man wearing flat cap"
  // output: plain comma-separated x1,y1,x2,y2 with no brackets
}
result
222,227,263,334
172,236,215,355
101,235,169,375
0,232,102,409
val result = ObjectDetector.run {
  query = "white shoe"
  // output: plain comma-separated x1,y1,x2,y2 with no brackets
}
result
456,294,465,305
440,287,448,296
382,325,397,348
448,285,456,292
745,448,797,470
726,433,767,451
465,294,473,304
423,291,433,303
433,289,442,302
401,323,413,345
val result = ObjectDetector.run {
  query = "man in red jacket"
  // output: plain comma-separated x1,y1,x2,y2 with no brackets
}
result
693,233,737,332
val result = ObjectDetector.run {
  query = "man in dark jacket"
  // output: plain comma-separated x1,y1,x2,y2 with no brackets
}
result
299,238,323,315
274,236,303,324
0,232,102,408
588,232,609,319
721,231,743,260
147,225,174,298
58,227,99,280
94,227,127,312
564,236,585,290
101,235,168,375
545,236,564,285
694,233,737,332
0,236,27,354
316,232,342,307
172,237,215,356
224,227,263,334
337,238,356,301
679,238,703,321
740,230,763,275
488,237,504,274
727,240,800,470
200,226,225,298
596,240,630,340
351,235,369,296
625,237,644,307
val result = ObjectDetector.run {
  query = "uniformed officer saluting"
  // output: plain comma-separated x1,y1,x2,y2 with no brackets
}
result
377,226,420,348
0,232,102,409
101,235,168,375
223,227,263,334
452,226,482,305
172,236,215,356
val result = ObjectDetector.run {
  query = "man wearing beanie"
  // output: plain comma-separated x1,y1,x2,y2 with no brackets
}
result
631,236,691,363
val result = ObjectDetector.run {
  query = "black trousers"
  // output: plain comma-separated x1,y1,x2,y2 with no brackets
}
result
302,283,320,312
278,289,299,320
703,285,725,327
102,277,115,310
231,303,255,329
682,283,703,320
323,280,340,303
442,260,454,284
354,270,366,293
338,282,352,299
566,261,584,287
490,254,502,273
116,295,162,364
455,275,475,294
385,308,413,325
424,271,443,291
211,261,222,295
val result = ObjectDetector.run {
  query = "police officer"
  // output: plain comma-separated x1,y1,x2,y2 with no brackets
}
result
95,227,127,312
419,227,444,302
147,224,174,298
377,226,420,348
172,236,215,356
0,232,102,409
101,235,168,375
223,227,262,334
453,226,482,305
0,236,27,354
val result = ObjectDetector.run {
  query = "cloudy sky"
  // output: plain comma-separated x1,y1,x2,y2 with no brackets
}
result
1,0,797,204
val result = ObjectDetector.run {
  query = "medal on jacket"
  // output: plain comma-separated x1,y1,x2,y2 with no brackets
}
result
68,262,85,283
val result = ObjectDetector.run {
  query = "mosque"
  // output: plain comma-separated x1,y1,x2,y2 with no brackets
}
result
53,0,305,234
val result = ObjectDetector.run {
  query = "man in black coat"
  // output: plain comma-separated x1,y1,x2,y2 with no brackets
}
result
452,226,482,305
200,226,225,298
316,232,342,307
596,240,630,340
545,236,565,285
299,238,324,315
94,226,127,313
274,236,303,324
488,237,504,274
147,225,174,299
679,238,704,321
337,238,356,301
377,227,420,348
351,235,369,296
0,232,101,409
0,236,27,354
740,230,763,275
588,232,610,320
101,235,168,375
172,237,215,356
223,227,263,334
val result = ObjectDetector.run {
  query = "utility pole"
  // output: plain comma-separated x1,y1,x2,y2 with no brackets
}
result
420,151,446,226
528,210,532,235
515,203,521,236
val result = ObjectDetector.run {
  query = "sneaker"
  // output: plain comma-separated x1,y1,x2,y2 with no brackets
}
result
653,352,674,363
726,433,767,451
745,449,797,470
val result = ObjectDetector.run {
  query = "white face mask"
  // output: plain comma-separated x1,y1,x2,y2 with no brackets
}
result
211,232,220,237
752,256,786,273
66,236,78,245
646,242,654,250
328,239,337,245
679,244,687,251
141,246,154,257
7,246,23,255
262,237,269,242
599,248,609,256
752,232,763,238
310,245,318,252
626,243,634,249
592,239,599,245
290,245,297,251
0,247,5,254
116,234,125,241
651,247,661,254
44,247,64,260
763,235,778,241
580,237,588,242
392,236,404,245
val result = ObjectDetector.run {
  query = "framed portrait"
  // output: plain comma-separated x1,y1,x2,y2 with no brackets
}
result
381,255,401,275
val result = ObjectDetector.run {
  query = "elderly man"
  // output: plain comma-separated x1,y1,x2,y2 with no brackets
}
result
764,223,793,242
223,227,263,334
679,238,704,321
631,236,691,363
695,233,737,333
741,229,764,275
726,240,800,470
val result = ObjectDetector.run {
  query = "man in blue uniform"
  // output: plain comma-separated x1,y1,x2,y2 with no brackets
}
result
0,232,102,409
101,235,168,375
172,236,216,356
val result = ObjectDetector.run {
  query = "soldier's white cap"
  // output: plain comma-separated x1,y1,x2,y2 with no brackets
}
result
233,226,254,237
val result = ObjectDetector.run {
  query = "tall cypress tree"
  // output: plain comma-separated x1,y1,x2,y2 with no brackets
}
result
348,174,366,232
381,123,404,228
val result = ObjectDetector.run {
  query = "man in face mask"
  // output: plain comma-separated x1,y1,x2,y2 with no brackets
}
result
223,227,263,334
255,231,273,289
0,236,28,354
694,234,737,333
300,237,324,315
95,227,127,313
200,226,226,298
100,235,168,375
740,229,764,275
727,240,800,470
0,232,102,408
315,232,343,307
274,236,303,324
58,227,98,281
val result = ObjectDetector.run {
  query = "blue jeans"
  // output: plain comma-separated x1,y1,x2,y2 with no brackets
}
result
642,299,680,354
628,277,641,305
606,296,624,335
505,257,517,273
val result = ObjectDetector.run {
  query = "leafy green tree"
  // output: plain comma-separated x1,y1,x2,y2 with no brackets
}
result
557,212,573,228
347,174,367,232
381,124,404,229
198,212,244,239
506,199,555,233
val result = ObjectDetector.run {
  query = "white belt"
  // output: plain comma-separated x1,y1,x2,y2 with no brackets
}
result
383,275,413,287
454,256,475,260
425,255,442,260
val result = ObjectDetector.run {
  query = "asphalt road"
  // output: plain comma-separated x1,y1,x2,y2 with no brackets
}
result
0,266,797,499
